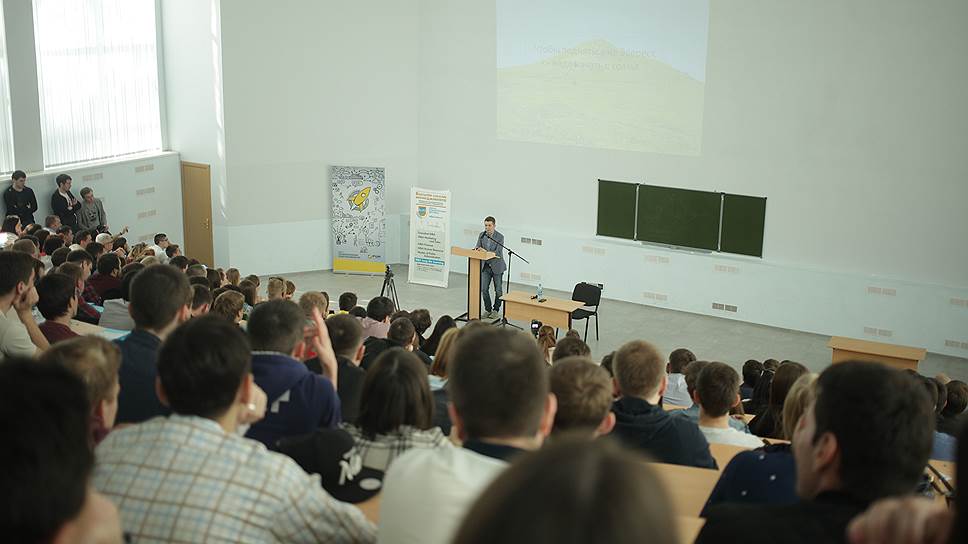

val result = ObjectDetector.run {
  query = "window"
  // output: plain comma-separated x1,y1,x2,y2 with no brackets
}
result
0,3,15,173
33,0,161,166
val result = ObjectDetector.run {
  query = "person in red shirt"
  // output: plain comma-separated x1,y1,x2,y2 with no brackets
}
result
36,272,81,344
87,253,123,301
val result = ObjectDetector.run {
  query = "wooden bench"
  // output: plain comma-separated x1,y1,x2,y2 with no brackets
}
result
650,462,720,517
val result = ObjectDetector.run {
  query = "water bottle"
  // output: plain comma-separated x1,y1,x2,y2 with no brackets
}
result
537,283,543,299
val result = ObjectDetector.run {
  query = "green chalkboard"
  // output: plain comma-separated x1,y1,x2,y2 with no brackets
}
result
635,185,721,250
721,193,767,257
596,180,637,240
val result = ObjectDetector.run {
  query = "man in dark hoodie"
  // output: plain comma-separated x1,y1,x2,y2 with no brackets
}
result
360,316,421,370
307,313,366,424
245,300,341,449
610,339,716,469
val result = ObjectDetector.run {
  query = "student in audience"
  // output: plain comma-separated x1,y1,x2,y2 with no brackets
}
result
741,359,764,400
189,275,211,289
917,376,957,462
4,170,38,226
349,306,367,318
239,279,258,311
422,314,456,357
601,351,615,377
76,187,107,231
165,244,181,260
206,267,221,290
114,264,192,424
280,349,450,502
698,362,933,543
44,213,61,232
140,255,161,266
696,362,765,448
361,316,419,370
98,267,139,331
245,300,341,448
147,232,170,264
410,308,432,346
306,313,366,423
93,315,375,542
703,373,818,514
51,174,82,229
168,254,189,271
551,336,591,364
338,291,358,313
36,272,81,344
41,336,122,446
379,327,557,544
12,237,38,258
453,438,678,544
938,379,967,436
191,284,212,317
0,251,47,358
428,327,461,435
244,273,260,286
672,360,750,433
1,358,123,543
549,357,615,435
610,340,716,468
662,347,696,407
73,229,93,249
225,267,240,286
299,291,328,318
763,358,780,372
211,290,245,325
537,325,556,364
749,361,809,439
87,253,122,301
66,249,100,305
285,280,296,300
43,234,64,258
56,224,73,244
86,242,106,262
185,263,205,278
56,261,100,325
361,296,395,339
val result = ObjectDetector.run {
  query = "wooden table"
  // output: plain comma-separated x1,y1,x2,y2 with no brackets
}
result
500,291,584,330
650,462,719,517
828,336,926,371
708,443,753,472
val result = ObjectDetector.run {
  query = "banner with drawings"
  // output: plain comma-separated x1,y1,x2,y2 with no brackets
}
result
330,166,386,274
408,187,452,288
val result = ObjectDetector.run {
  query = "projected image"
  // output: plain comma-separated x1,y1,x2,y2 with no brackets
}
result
497,0,709,156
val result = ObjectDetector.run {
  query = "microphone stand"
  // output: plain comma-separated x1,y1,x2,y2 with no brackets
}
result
483,232,529,329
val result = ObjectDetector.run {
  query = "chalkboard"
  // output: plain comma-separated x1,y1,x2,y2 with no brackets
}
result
635,184,721,251
596,180,637,240
721,193,767,257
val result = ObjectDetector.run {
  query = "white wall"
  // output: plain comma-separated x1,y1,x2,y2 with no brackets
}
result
159,0,229,265
215,0,419,275
415,0,968,357
2,152,183,246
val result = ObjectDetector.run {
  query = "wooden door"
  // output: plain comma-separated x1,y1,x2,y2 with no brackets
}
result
180,162,214,267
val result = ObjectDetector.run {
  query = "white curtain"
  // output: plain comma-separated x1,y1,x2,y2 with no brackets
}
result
34,0,161,167
0,3,16,174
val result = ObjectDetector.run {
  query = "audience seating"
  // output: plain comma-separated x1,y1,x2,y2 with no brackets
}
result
569,282,602,341
650,462,720,516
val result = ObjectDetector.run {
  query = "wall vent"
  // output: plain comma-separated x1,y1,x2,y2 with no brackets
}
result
877,329,893,337
643,292,668,302
135,163,155,173
867,286,897,296
463,228,477,237
581,246,607,256
724,304,738,312
644,255,670,264
711,302,724,310
137,209,158,220
135,186,156,196
81,172,103,182
520,272,542,281
951,298,968,307
864,326,878,335
714,264,739,274
944,340,968,350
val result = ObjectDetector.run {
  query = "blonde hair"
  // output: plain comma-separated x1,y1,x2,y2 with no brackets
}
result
430,327,461,378
225,268,241,285
128,242,149,261
267,277,285,299
40,336,121,410
140,256,160,266
298,291,328,317
782,373,818,440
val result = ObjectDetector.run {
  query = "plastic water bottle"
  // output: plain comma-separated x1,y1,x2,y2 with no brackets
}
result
537,283,543,299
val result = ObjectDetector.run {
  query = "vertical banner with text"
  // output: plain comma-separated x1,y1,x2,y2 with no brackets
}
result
330,166,386,274
408,187,451,287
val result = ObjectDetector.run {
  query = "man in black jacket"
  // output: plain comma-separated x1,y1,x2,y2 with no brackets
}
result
360,317,421,370
50,173,81,230
3,170,37,226
308,314,366,424
697,362,934,544
610,340,716,469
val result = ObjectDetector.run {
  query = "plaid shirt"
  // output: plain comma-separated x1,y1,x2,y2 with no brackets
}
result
342,424,451,474
83,280,103,305
94,415,376,543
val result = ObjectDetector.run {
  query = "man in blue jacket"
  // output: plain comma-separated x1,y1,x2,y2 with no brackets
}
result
245,299,341,449
610,339,717,469
474,216,506,319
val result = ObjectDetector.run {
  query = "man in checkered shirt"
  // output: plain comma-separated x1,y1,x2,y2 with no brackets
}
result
93,311,375,543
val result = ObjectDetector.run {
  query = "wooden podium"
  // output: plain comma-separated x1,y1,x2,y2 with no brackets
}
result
827,336,927,372
451,246,495,321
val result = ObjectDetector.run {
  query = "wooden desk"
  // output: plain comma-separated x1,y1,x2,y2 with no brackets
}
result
828,336,926,372
650,462,719,517
708,443,752,472
451,247,496,321
663,404,689,412
500,291,584,330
